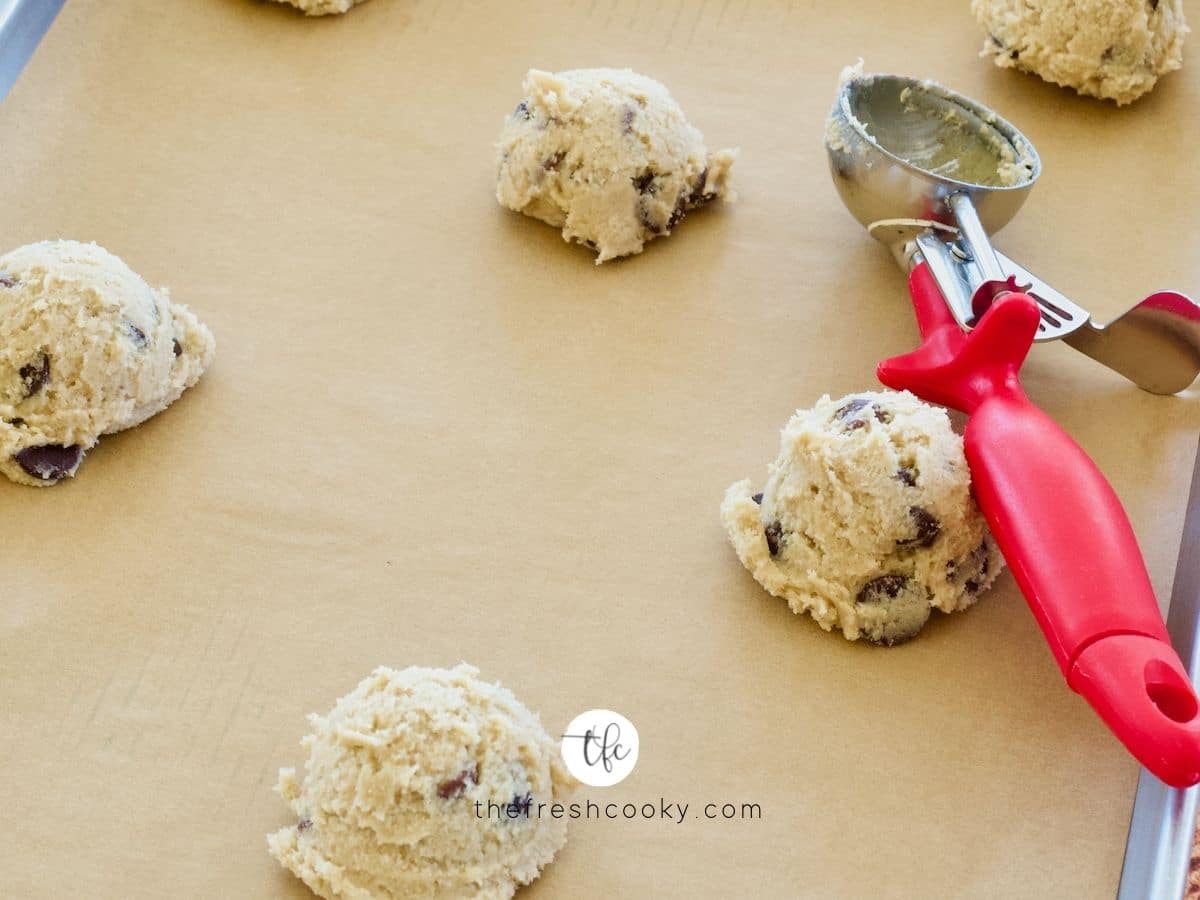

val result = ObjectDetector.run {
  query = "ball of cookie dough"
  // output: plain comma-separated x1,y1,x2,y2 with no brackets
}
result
271,0,367,15
721,391,1003,645
973,0,1189,105
496,68,737,264
0,241,214,487
268,664,573,900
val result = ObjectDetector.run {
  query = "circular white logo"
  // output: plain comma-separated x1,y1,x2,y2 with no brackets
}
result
560,708,639,787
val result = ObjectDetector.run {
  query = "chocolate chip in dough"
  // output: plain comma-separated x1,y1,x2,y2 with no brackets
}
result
126,322,148,347
507,792,533,818
14,444,83,482
764,521,783,556
900,508,941,548
856,574,911,605
964,541,992,593
437,764,479,799
633,170,656,194
666,192,688,230
19,354,50,398
834,398,871,432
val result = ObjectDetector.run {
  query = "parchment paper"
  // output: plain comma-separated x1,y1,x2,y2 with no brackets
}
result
1,1,1198,897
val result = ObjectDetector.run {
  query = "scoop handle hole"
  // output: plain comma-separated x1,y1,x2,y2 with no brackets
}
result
1145,659,1199,723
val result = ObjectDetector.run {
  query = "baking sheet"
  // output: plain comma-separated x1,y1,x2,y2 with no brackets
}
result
1,0,1199,897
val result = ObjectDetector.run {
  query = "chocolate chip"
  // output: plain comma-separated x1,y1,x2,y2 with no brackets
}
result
666,192,688,230
14,444,83,482
621,105,636,132
896,467,917,487
835,397,869,421
0,272,15,288
437,764,478,799
975,542,990,577
836,403,870,431
7,418,25,428
296,818,313,833
632,170,656,194
19,354,50,398
126,322,147,347
513,100,532,120
900,508,941,548
764,521,783,556
692,168,713,204
542,151,565,171
751,492,763,504
1101,46,1115,62
856,574,910,605
638,200,666,236
952,541,991,593
172,339,183,358
507,792,533,817
873,407,893,424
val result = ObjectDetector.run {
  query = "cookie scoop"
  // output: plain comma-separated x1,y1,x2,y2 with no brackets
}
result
825,66,1200,786
722,390,1003,645
0,240,214,487
268,664,573,900
496,67,736,263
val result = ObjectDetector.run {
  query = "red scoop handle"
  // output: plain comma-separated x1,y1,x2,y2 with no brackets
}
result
878,262,1200,787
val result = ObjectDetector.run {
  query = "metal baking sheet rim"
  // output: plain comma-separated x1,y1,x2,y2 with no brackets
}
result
1119,433,1200,899
2,1,1196,896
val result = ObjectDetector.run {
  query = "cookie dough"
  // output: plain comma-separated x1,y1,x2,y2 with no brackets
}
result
721,391,1003,645
495,68,736,264
272,0,368,15
973,0,1189,105
268,664,573,900
0,241,214,487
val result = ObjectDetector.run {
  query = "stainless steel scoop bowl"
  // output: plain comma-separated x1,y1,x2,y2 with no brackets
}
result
825,69,1200,394
828,73,1039,238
